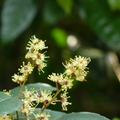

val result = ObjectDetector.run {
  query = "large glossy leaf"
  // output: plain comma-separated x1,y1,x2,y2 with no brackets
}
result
0,92,22,115
13,108,66,119
1,0,38,44
11,82,56,96
58,112,110,120
81,0,120,50
13,108,109,120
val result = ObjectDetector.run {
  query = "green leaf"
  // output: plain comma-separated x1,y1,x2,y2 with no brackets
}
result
13,108,109,120
51,28,67,47
56,0,73,14
43,0,65,24
81,0,120,50
107,0,120,10
0,92,22,115
1,0,38,44
58,112,110,120
44,109,66,120
112,118,120,120
11,82,56,96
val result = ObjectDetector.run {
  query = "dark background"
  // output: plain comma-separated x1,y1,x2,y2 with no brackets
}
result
0,0,120,119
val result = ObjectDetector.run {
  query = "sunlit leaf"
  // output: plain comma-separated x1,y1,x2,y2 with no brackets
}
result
112,118,120,120
56,0,73,14
51,28,67,47
107,0,120,10
0,92,22,115
1,0,38,44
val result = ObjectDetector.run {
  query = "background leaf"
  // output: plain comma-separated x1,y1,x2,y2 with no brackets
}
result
51,28,67,47
107,0,120,10
0,92,22,115
82,0,120,50
112,118,120,120
43,0,65,24
1,0,38,44
11,82,56,96
56,0,73,14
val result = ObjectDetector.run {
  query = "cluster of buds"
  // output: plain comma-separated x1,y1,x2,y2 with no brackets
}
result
12,36,47,84
64,56,91,81
12,62,34,84
25,35,48,72
48,56,90,110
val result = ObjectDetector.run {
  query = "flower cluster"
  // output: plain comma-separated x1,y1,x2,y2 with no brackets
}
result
20,88,52,119
64,56,91,81
48,56,90,110
48,73,73,90
25,35,48,72
34,112,50,120
12,62,34,84
60,91,71,111
12,35,47,84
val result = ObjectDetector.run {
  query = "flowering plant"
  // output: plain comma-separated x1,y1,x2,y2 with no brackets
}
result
0,36,110,120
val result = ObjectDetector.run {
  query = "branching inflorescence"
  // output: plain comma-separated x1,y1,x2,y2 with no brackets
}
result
0,36,91,120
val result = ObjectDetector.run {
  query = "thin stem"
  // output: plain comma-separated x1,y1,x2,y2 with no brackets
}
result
40,88,62,113
17,79,27,98
17,60,35,98
9,113,13,120
16,111,19,120
56,82,59,91
24,113,28,120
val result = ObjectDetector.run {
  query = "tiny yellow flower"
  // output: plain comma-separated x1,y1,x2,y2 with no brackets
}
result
60,91,71,111
47,73,63,83
12,74,26,83
19,62,34,75
25,51,38,60
22,88,36,103
0,115,11,120
35,90,52,104
20,99,35,116
26,35,47,51
34,113,50,120
61,76,73,90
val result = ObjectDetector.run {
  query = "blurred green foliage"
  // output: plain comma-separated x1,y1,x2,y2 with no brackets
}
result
0,0,120,119
112,118,120,120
